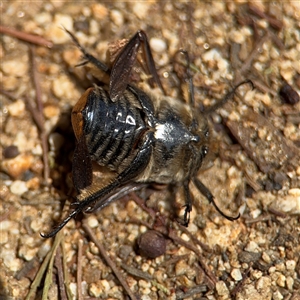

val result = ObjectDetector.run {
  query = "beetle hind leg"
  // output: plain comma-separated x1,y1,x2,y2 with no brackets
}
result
64,28,110,74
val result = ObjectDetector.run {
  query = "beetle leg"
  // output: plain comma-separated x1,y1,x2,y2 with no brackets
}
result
64,28,110,74
182,180,193,226
41,132,154,238
85,183,149,213
110,30,165,101
193,178,240,221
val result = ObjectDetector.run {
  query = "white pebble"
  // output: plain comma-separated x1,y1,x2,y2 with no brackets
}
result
272,290,283,300
0,231,8,244
139,279,151,289
202,48,220,62
285,260,296,270
2,58,28,77
231,268,242,281
286,276,294,291
69,282,77,299
175,260,188,276
0,248,22,271
110,10,123,26
215,281,229,296
86,216,99,228
256,276,271,290
276,274,286,287
150,37,167,53
244,241,259,252
10,180,28,196
7,100,25,117
132,2,150,19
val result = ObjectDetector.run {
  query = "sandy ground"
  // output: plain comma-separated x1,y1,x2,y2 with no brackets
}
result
1,1,300,300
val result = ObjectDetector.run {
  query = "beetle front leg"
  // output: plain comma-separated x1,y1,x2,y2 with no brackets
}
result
110,30,164,101
182,180,193,227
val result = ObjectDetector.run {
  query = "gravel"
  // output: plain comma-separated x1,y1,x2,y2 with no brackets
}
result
1,1,299,300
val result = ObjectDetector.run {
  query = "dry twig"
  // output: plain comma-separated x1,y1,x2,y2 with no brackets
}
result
82,221,138,300
0,25,53,47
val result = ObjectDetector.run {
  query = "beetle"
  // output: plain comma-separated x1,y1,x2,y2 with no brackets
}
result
42,30,250,238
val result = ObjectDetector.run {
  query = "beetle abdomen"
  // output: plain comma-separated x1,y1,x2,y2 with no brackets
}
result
82,87,146,170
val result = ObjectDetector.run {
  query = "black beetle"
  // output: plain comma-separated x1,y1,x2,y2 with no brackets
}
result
42,30,251,238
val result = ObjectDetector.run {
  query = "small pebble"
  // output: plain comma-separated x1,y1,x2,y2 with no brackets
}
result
1,249,22,271
279,83,299,105
150,37,167,53
286,260,296,270
231,268,242,281
51,74,81,102
43,105,60,119
276,274,286,287
89,280,109,297
244,241,259,252
256,276,271,290
30,218,43,232
3,145,19,159
261,251,271,264
7,99,25,117
86,216,99,228
2,154,33,178
2,58,28,77
252,270,263,280
215,281,229,296
137,230,166,259
286,276,294,291
91,3,108,20
272,290,283,300
132,2,150,19
0,231,8,244
175,260,188,276
10,180,28,195
138,279,151,289
110,10,123,26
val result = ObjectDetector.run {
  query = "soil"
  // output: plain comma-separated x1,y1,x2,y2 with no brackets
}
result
1,2,300,300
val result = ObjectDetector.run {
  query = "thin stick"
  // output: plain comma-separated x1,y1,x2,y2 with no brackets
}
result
42,232,64,300
0,25,53,48
29,46,50,184
61,237,73,299
167,228,217,287
230,267,251,298
55,246,68,300
239,34,269,76
25,231,64,300
177,223,212,253
82,221,137,300
77,239,84,300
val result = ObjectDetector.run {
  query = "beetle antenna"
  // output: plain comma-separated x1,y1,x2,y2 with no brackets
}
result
204,80,254,114
193,178,240,221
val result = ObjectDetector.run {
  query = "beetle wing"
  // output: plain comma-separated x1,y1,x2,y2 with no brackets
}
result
109,34,140,101
110,31,164,101
72,134,93,192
